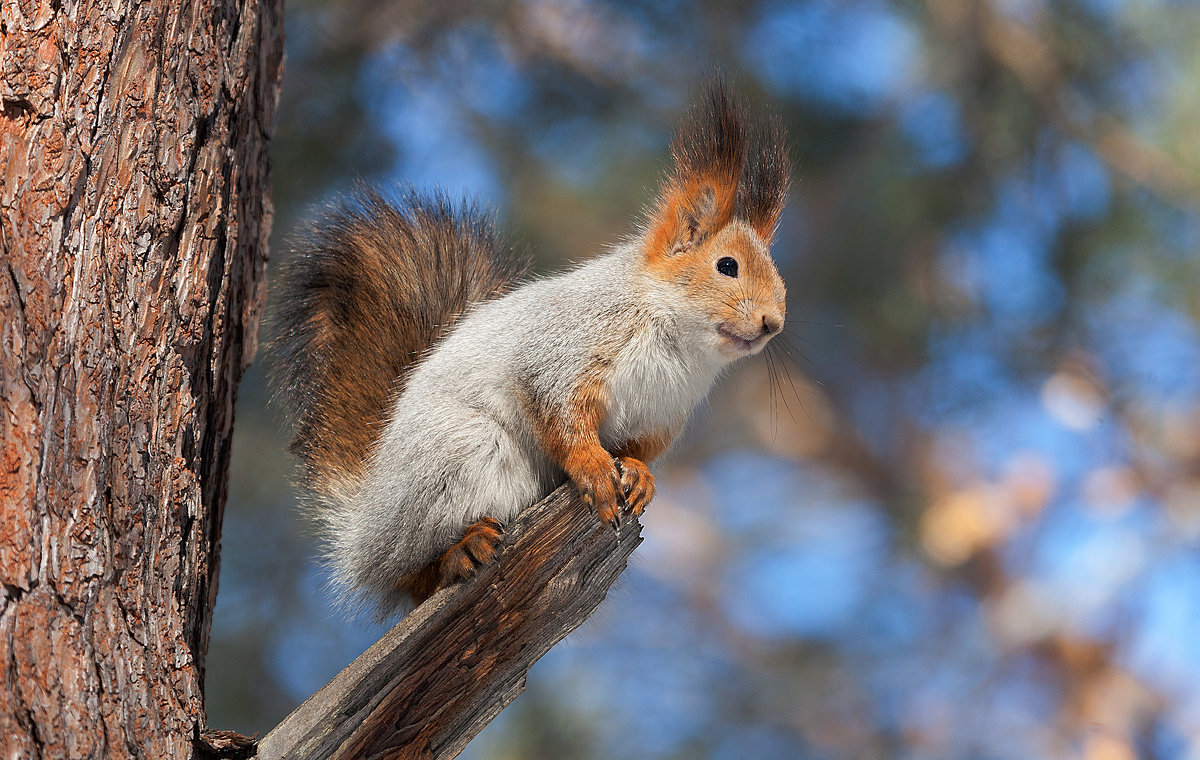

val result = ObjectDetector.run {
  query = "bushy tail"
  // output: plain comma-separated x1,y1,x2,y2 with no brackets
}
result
268,187,524,494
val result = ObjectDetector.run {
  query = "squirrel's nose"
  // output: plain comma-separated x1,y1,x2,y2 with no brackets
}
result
760,313,783,336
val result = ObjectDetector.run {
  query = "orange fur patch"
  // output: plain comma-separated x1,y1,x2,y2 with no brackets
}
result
396,562,441,606
527,363,627,527
613,430,674,464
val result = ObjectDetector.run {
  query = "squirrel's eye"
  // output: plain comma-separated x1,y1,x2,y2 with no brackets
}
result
716,257,738,278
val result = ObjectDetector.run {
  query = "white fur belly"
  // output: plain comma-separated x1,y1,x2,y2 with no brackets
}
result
600,328,716,446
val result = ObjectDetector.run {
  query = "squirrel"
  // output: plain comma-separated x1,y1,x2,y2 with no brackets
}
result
269,79,790,614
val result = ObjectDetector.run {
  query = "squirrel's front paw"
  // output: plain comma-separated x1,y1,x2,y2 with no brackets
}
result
616,457,655,517
570,452,623,530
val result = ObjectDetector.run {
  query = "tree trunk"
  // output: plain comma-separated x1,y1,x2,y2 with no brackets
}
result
0,1,283,757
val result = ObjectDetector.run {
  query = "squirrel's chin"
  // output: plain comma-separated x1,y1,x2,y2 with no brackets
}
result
715,330,769,359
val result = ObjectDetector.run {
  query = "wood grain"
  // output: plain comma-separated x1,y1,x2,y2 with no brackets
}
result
0,1,283,757
257,485,644,760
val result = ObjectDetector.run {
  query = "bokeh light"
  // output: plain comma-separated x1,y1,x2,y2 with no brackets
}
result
207,2,1200,758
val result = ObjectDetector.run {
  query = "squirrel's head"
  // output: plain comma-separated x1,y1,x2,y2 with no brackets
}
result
642,78,790,361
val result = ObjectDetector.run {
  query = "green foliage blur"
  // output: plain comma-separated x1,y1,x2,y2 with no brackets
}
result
208,2,1200,758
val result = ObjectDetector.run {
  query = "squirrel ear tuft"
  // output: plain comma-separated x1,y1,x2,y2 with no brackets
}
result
646,78,747,260
650,180,718,258
736,113,791,243
645,77,791,257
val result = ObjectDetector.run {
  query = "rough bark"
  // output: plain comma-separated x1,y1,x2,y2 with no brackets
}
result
0,1,283,757
256,486,644,760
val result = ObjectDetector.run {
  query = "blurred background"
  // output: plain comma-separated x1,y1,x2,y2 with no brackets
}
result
206,1,1200,758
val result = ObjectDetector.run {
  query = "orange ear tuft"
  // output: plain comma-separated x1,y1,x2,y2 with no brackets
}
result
645,79,747,261
646,178,730,260
645,77,792,258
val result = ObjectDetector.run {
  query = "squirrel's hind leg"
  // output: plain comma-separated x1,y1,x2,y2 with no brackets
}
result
398,517,507,606
438,517,506,587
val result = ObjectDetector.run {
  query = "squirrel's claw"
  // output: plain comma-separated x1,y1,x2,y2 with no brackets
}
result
591,493,622,532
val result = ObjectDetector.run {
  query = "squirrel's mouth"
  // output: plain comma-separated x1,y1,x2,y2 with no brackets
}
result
716,323,770,356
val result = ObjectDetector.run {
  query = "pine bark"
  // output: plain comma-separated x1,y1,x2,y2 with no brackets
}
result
0,1,283,757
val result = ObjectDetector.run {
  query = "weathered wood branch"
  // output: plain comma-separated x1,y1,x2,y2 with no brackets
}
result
255,486,643,760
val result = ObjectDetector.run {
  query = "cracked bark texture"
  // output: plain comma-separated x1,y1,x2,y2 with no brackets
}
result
257,486,644,760
0,1,283,757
